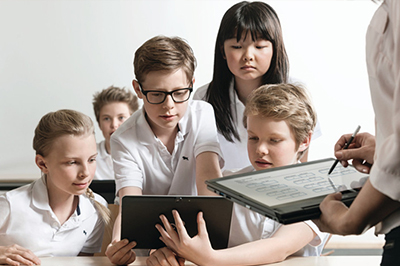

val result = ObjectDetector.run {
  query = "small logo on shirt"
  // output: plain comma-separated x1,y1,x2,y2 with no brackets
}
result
83,230,87,235
182,156,189,161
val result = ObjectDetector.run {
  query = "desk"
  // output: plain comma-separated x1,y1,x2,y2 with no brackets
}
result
24,256,382,266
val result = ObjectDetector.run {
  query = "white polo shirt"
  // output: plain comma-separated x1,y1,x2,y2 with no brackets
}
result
0,177,107,256
194,81,322,171
224,166,329,256
111,100,223,196
94,140,114,180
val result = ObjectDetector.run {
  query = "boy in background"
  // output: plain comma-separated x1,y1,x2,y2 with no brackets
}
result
105,36,224,265
92,86,139,180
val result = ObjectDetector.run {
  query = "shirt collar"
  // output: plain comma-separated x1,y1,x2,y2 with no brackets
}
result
137,106,189,145
32,176,96,220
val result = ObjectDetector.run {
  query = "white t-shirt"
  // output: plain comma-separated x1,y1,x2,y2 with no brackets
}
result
94,140,114,180
0,177,107,256
111,100,223,196
366,0,400,235
194,81,322,171
224,166,329,256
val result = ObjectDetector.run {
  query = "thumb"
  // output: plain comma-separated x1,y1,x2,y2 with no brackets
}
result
325,192,342,201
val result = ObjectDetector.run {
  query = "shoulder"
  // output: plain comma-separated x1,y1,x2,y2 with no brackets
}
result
288,76,306,86
0,194,11,216
3,182,33,200
93,192,108,208
193,83,210,100
1,182,35,216
188,99,213,111
96,141,106,158
112,108,142,140
185,100,214,117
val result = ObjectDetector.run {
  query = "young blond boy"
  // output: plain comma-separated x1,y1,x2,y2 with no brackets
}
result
150,84,330,266
105,36,223,265
92,86,139,180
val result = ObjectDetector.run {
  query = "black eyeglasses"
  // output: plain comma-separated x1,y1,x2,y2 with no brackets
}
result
138,82,193,104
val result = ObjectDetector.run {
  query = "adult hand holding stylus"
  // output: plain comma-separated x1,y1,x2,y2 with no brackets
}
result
333,132,376,174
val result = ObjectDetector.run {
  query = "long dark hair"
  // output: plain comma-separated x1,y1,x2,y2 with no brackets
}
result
204,1,289,142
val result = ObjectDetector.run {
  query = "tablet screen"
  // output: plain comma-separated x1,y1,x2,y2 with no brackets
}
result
215,159,368,208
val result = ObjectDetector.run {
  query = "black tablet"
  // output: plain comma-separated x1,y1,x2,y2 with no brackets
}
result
121,195,233,249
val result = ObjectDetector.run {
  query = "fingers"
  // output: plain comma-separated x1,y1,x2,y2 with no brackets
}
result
352,159,371,174
334,134,352,152
172,210,189,240
146,248,181,266
335,149,360,161
177,256,186,266
159,214,180,242
156,216,178,251
320,192,342,210
0,245,41,266
196,212,208,238
105,239,136,265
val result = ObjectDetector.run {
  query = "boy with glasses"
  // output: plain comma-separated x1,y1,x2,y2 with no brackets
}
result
105,36,224,265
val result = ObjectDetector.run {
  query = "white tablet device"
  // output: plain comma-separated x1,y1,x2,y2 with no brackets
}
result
206,158,368,224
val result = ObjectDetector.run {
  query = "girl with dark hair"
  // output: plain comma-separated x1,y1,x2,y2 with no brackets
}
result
194,1,321,170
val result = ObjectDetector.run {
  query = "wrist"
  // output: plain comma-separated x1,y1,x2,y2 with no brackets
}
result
203,249,219,266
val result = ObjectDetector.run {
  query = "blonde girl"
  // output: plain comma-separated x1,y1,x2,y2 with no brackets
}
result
0,109,110,266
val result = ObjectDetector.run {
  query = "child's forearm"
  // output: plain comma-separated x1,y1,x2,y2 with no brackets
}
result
200,222,316,266
112,213,121,242
195,152,222,195
202,239,290,266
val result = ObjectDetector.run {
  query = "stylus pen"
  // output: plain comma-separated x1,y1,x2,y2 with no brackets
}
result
328,125,361,175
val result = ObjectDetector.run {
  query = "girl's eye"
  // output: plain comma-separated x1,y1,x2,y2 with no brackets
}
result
232,45,241,49
68,161,76,165
270,139,280,143
103,117,110,121
119,116,126,120
89,158,96,163
248,136,258,141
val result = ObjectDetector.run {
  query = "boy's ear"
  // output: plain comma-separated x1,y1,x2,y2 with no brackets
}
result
132,80,143,99
35,154,49,174
298,131,313,152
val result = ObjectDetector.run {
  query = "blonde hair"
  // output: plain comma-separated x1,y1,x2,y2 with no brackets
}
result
133,35,197,83
92,85,139,123
243,84,317,160
33,109,111,225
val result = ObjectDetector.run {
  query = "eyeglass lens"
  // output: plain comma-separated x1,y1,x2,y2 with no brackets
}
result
147,89,191,104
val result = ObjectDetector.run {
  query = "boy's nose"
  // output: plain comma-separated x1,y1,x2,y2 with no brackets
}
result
162,94,175,109
256,143,269,155
111,118,119,129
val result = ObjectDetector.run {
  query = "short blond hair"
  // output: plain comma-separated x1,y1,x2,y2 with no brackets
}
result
33,109,110,225
243,83,317,159
92,86,138,123
133,35,196,83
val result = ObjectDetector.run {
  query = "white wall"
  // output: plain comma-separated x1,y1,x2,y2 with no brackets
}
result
0,0,378,177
